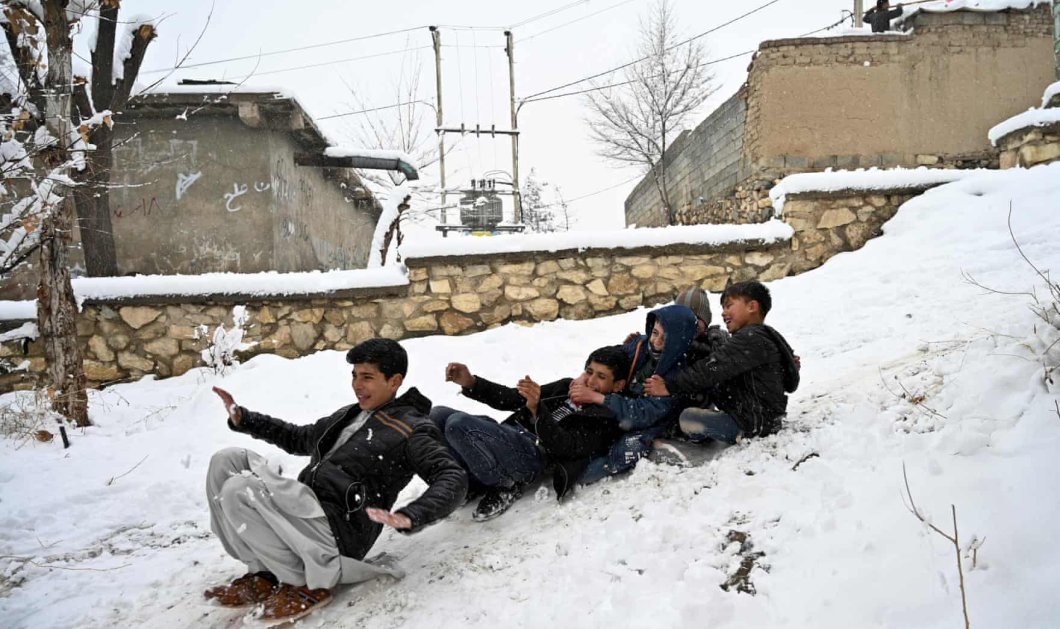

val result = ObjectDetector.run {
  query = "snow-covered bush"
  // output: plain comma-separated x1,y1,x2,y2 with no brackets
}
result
197,306,254,376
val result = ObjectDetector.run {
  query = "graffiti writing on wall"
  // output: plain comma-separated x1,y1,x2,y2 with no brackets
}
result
176,171,202,201
113,196,163,219
220,175,296,212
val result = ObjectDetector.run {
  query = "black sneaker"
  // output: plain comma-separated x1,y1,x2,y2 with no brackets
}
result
472,484,523,522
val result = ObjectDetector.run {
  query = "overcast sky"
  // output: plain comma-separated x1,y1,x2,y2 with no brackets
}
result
102,1,869,230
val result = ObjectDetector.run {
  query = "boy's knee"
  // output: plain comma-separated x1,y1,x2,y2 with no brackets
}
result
443,412,476,439
208,447,248,475
428,405,457,429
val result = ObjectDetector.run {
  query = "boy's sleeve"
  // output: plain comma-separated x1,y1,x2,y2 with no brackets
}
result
395,423,469,533
462,376,528,411
230,407,326,456
664,329,773,396
602,394,675,431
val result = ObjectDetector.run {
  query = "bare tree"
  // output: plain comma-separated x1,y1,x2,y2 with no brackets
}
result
1,1,163,425
585,0,716,225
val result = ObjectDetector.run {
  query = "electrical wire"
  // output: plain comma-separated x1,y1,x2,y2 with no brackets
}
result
522,0,641,43
521,0,784,101
140,25,426,75
522,48,755,104
248,46,431,78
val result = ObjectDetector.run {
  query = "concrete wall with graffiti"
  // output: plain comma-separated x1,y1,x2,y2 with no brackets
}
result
108,108,381,277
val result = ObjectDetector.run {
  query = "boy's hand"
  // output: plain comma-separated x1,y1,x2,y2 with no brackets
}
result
212,386,242,425
444,362,476,388
623,331,639,344
569,378,604,406
516,375,541,416
794,354,802,371
644,375,670,397
366,507,412,530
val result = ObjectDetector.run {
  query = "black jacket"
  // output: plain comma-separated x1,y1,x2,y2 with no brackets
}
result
462,376,620,498
663,324,799,437
231,388,467,559
864,5,903,33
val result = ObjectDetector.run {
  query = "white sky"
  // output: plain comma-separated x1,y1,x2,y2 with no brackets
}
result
105,1,870,230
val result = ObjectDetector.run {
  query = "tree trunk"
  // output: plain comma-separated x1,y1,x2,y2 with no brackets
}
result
36,198,89,426
73,128,119,276
38,0,90,427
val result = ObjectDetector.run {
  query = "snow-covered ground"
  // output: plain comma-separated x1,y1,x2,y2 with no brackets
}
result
1,163,1058,628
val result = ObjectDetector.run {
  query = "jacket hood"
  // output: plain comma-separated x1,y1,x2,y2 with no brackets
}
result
758,325,800,393
642,304,699,378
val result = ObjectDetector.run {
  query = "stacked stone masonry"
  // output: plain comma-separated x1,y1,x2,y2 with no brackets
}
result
0,190,922,394
997,124,1060,169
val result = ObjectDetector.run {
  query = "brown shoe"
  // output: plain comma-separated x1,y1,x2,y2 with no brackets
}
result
255,584,332,624
203,572,277,608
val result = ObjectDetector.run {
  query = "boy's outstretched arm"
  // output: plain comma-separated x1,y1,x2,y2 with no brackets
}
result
212,386,317,455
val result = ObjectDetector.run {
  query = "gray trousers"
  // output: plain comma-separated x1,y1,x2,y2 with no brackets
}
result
207,447,404,590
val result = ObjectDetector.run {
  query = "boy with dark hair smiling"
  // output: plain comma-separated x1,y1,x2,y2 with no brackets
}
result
645,281,799,443
204,338,466,625
432,345,630,520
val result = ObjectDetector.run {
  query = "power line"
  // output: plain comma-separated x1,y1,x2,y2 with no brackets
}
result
140,25,426,75
509,0,588,29
521,0,784,101
522,48,756,104
522,0,642,43
249,46,431,78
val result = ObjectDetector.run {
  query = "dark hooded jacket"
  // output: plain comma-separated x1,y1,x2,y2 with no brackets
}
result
230,387,468,559
663,323,799,437
461,376,621,499
607,304,699,431
864,4,903,33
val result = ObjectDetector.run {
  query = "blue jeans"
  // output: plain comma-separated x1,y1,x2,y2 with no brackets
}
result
679,408,742,444
429,406,543,489
579,424,667,485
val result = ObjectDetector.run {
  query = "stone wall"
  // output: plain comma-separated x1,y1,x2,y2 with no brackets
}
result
625,5,1054,227
625,90,748,228
996,122,1060,168
781,189,921,274
0,183,947,395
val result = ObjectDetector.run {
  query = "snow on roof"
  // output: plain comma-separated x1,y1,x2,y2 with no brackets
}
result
906,0,1049,13
324,147,418,167
770,167,982,214
399,220,794,259
141,84,296,98
1042,81,1060,109
896,0,1050,27
988,108,1060,145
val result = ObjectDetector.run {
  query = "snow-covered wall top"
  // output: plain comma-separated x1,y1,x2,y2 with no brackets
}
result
988,108,1060,145
770,167,982,214
399,221,794,260
1041,81,1060,109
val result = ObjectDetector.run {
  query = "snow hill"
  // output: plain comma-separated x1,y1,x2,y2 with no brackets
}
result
1,163,1059,628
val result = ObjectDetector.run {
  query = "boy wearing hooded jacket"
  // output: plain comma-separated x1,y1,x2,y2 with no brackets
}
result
645,281,799,443
576,303,699,483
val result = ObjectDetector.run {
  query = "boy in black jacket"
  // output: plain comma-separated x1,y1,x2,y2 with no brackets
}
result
431,346,629,521
645,281,799,443
204,339,467,624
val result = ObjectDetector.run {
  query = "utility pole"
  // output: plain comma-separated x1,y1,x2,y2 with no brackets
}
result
430,26,448,224
504,30,522,224
854,0,864,27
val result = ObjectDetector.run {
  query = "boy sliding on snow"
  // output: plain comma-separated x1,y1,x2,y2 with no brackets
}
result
204,338,467,625
645,281,799,443
431,345,630,521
